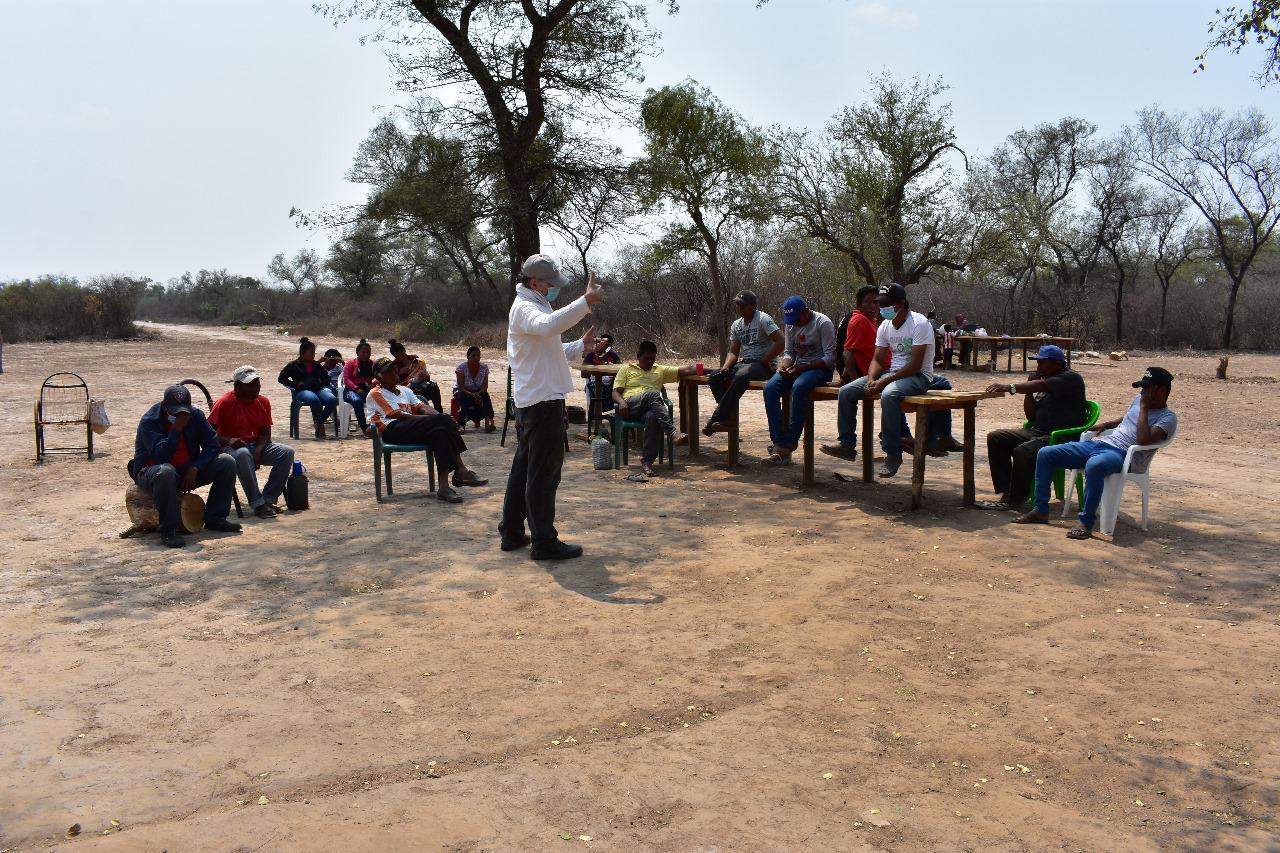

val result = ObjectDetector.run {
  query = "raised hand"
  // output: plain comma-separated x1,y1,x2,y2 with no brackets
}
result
584,272,604,306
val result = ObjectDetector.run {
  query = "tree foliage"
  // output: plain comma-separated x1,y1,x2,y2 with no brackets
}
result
1198,0,1280,85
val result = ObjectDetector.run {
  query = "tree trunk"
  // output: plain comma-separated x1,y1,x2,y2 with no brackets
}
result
1157,281,1169,347
706,244,729,362
1220,275,1244,350
1114,267,1125,345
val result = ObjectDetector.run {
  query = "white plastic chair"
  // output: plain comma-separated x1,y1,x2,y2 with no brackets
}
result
337,389,354,439
1061,429,1175,536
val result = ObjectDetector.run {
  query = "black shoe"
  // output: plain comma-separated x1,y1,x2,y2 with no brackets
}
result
206,519,243,533
265,502,286,514
160,530,185,548
254,504,277,519
501,534,532,551
530,540,583,560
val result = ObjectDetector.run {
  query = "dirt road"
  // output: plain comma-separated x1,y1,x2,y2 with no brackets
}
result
0,326,1276,851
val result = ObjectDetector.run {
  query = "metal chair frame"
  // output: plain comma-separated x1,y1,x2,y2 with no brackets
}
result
35,372,93,462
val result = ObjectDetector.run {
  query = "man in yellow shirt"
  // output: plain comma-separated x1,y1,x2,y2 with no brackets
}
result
612,340,696,475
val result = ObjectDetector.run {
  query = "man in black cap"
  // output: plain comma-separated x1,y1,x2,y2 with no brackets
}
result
131,384,241,548
1015,366,1177,539
703,290,783,435
979,344,1087,511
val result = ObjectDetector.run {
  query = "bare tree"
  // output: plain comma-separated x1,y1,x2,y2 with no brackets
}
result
778,74,970,289
1131,106,1280,349
1091,140,1151,344
546,164,637,282
268,249,324,307
1145,195,1202,345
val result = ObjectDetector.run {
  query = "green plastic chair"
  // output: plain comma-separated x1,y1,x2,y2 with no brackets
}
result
372,427,437,502
1025,399,1100,503
611,387,675,471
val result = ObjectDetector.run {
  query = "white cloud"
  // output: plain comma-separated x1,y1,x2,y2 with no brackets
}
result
851,2,920,30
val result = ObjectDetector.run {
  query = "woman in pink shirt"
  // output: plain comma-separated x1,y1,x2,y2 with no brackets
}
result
454,346,495,433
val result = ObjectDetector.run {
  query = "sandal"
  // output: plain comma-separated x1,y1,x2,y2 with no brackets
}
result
761,452,792,466
976,500,1010,511
1012,511,1049,525
1066,525,1093,540
437,487,463,504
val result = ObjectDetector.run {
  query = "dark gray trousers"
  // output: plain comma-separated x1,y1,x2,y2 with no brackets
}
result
987,427,1048,506
136,454,237,533
708,359,772,425
501,399,566,546
623,391,673,465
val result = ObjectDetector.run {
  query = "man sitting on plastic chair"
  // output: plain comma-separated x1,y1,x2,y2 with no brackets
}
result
612,340,695,477
1015,367,1177,540
978,344,1087,511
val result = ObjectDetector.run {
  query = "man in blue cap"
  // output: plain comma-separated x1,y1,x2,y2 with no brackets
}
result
760,295,836,464
978,344,1086,510
131,384,241,548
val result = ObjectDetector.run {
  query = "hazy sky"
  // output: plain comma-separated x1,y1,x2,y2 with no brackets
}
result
0,0,1270,283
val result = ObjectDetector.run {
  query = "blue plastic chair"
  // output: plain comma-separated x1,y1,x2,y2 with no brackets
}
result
372,427,437,502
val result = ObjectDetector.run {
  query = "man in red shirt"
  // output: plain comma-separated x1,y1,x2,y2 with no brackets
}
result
841,285,880,382
209,365,296,518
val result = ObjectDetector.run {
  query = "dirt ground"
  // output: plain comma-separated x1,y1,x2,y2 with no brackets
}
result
1,324,1277,852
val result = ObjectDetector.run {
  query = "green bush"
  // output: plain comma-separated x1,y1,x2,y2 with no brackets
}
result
0,275,145,341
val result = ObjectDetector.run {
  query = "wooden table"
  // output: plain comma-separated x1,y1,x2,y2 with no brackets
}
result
953,336,1076,372
582,365,996,509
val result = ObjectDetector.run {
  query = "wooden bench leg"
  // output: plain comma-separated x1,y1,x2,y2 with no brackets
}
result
963,404,976,506
685,382,698,457
861,397,874,483
727,421,739,467
802,402,815,487
911,407,928,509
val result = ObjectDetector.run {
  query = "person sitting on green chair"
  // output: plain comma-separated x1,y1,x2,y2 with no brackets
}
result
367,357,488,504
978,344,1086,510
612,340,695,477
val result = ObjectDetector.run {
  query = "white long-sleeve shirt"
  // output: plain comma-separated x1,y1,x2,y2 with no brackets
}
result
507,284,592,408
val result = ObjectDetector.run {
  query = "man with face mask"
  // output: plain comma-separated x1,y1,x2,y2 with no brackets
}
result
501,253,604,560
977,345,1086,511
210,365,296,519
131,384,241,548
827,284,935,478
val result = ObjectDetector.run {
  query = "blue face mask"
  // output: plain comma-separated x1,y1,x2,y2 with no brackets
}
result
546,286,561,302
166,413,178,424
880,306,897,321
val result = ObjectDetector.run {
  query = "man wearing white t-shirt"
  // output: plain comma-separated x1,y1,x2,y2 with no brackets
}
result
828,284,934,478
500,254,604,560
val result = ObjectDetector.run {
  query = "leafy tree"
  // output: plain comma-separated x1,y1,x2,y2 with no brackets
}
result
1145,195,1202,345
320,0,669,271
327,222,386,296
1131,106,1280,348
637,81,777,358
778,75,970,289
1197,1,1280,85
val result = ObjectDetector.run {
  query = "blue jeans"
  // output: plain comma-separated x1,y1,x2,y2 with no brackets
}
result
1033,440,1126,528
295,387,337,427
763,366,833,450
900,374,954,445
836,372,931,457
344,388,368,433
224,442,295,509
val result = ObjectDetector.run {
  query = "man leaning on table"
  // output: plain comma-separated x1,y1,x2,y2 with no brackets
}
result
703,289,784,436
822,283,934,478
1014,366,1177,540
977,344,1086,511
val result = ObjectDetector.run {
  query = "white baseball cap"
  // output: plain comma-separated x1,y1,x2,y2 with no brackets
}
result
229,365,261,384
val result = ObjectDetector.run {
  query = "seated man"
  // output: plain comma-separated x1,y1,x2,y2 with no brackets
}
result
826,284,935,477
612,340,695,476
582,331,621,415
1015,367,1176,539
209,365,296,519
761,296,836,465
979,344,1086,510
131,384,241,548
703,289,783,435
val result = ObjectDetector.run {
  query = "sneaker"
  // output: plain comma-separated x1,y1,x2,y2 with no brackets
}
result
761,451,792,466
820,443,857,461
206,519,243,533
877,455,903,478
530,540,584,560
160,529,185,548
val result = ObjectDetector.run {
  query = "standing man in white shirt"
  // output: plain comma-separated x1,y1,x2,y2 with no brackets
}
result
500,254,604,560
828,283,935,478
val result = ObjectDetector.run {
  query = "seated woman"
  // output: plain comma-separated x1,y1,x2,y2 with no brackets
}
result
341,338,377,438
454,346,496,433
277,336,338,440
367,357,488,503
388,339,443,413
